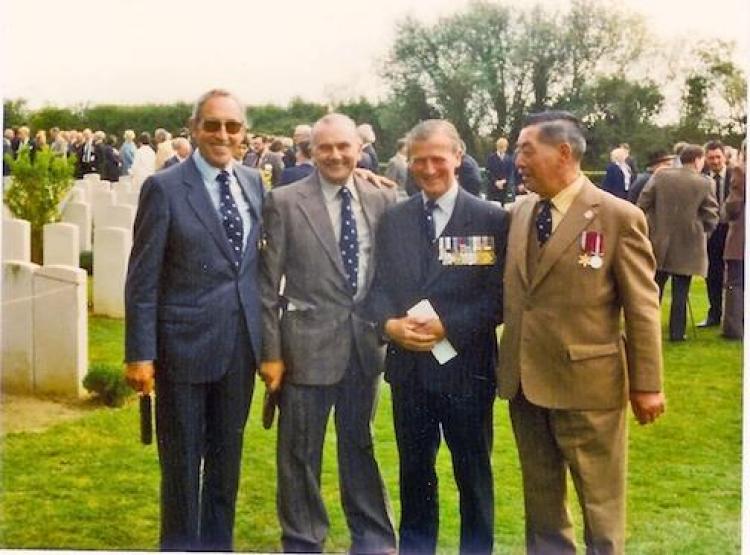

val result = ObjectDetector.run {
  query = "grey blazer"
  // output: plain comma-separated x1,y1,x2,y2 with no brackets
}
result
260,171,396,385
638,167,719,277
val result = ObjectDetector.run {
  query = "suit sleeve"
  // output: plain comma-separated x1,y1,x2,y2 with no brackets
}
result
699,182,720,234
612,208,663,392
124,176,170,363
439,207,509,349
367,208,401,333
260,190,286,361
725,166,745,222
636,175,656,213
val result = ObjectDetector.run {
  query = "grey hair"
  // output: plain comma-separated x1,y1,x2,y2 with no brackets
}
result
357,123,376,144
154,128,168,142
310,113,360,147
404,119,463,157
190,88,247,126
524,111,587,161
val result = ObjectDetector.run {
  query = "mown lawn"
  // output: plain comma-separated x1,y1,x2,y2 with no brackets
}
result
0,280,742,553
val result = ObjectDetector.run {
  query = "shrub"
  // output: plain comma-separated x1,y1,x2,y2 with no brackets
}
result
83,363,133,407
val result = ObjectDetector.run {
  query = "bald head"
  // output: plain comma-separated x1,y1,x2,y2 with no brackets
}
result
311,113,360,148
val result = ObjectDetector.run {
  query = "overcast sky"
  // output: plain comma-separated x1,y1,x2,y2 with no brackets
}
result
1,0,748,110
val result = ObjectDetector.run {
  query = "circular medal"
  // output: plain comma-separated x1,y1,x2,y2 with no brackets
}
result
589,254,603,269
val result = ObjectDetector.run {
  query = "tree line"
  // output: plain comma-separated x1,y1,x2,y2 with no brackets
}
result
4,0,746,170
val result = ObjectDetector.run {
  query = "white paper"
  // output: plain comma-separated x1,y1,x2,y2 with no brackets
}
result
407,299,458,365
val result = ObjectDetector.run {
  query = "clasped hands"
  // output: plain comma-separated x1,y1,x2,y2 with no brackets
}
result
385,314,446,352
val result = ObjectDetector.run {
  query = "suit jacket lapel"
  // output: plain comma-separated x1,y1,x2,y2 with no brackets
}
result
296,172,349,282
530,180,601,292
354,176,379,293
183,158,237,264
508,195,534,290
235,167,262,267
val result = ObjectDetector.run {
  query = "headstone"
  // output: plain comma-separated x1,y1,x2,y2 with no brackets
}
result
91,190,116,231
112,180,131,198
33,265,88,397
2,261,39,394
93,227,132,318
2,218,31,262
70,186,88,204
102,205,135,235
62,201,92,251
119,192,141,209
83,173,100,183
43,222,80,267
89,180,111,195
118,175,133,188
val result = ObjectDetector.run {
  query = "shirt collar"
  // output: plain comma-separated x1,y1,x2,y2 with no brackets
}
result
421,181,459,213
549,173,585,215
320,172,357,203
193,149,235,184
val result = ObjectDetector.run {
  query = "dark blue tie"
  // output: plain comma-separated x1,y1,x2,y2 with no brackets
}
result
536,199,553,246
217,170,244,263
339,186,359,294
423,199,437,243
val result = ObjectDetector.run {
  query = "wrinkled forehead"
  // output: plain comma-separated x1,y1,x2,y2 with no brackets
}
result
311,120,361,146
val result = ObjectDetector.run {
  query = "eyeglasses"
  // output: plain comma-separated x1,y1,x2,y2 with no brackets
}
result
201,119,244,134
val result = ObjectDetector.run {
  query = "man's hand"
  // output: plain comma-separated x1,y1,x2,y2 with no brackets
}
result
354,167,397,189
260,360,285,393
629,391,666,425
124,361,155,395
494,179,506,190
385,316,443,351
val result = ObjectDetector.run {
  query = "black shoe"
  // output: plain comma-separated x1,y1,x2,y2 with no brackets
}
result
697,319,720,328
669,335,687,342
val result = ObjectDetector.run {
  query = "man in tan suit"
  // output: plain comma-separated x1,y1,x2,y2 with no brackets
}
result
497,111,666,555
638,144,719,341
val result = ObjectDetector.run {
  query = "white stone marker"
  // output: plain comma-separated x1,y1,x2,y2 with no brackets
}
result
62,201,92,251
102,205,135,236
93,227,132,318
83,173,100,183
43,222,80,267
2,218,31,262
91,190,116,231
2,261,39,394
33,265,88,398
112,180,131,198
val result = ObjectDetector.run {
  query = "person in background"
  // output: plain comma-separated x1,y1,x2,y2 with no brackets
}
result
357,123,380,173
100,134,122,182
259,138,285,188
637,144,718,341
627,149,675,204
722,139,746,339
600,146,632,200
278,139,314,186
486,137,515,203
131,131,156,189
120,130,137,176
283,124,312,168
154,128,175,170
163,137,193,168
456,140,482,196
384,138,409,197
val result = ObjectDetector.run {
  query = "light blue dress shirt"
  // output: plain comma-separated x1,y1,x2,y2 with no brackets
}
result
421,181,459,238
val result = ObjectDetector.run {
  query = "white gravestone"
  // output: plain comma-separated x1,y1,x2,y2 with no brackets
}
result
102,205,135,236
83,173,100,184
2,261,39,393
43,222,80,267
93,227,131,318
62,202,92,251
91,190,116,231
33,265,88,398
2,218,31,262
112,180,131,198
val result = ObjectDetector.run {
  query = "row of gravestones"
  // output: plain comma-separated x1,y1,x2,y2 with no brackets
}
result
2,174,139,398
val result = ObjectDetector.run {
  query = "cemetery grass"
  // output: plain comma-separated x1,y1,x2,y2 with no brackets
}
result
0,281,741,553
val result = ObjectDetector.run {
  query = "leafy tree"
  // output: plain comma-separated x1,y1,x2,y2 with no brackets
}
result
3,99,29,128
4,146,76,263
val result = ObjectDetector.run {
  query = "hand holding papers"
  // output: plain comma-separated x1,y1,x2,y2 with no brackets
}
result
383,299,458,364
407,299,457,364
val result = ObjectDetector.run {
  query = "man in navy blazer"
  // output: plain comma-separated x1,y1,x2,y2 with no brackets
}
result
369,120,508,555
277,139,314,186
124,89,264,551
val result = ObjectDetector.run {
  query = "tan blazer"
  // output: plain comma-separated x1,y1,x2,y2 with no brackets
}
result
724,164,746,261
497,179,663,410
637,167,718,276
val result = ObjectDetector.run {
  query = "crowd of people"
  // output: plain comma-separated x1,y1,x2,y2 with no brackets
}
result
2,88,744,554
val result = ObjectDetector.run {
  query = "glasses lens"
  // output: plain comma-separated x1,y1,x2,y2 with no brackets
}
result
202,120,221,132
225,121,242,134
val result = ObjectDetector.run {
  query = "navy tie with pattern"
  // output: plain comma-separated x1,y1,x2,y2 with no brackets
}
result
536,199,553,246
339,186,359,294
217,170,244,263
423,199,437,243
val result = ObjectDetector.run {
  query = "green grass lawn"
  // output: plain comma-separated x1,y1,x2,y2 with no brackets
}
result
0,280,742,553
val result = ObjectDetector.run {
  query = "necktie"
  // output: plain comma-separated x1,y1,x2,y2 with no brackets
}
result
423,199,437,243
536,199,553,246
339,186,359,294
714,173,723,204
217,170,244,263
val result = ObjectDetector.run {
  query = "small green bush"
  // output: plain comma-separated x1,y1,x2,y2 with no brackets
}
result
83,363,132,407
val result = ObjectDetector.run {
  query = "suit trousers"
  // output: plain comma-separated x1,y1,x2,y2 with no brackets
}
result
276,355,396,554
655,271,692,341
155,322,255,551
509,393,626,555
722,260,744,339
391,379,495,555
706,223,728,322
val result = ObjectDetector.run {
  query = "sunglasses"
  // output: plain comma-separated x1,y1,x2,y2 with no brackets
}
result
201,119,244,134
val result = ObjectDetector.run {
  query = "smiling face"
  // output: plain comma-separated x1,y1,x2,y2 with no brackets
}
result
311,118,361,184
408,132,462,200
191,95,246,169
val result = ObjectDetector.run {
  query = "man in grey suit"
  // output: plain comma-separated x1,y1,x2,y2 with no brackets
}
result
260,113,397,554
638,144,719,341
